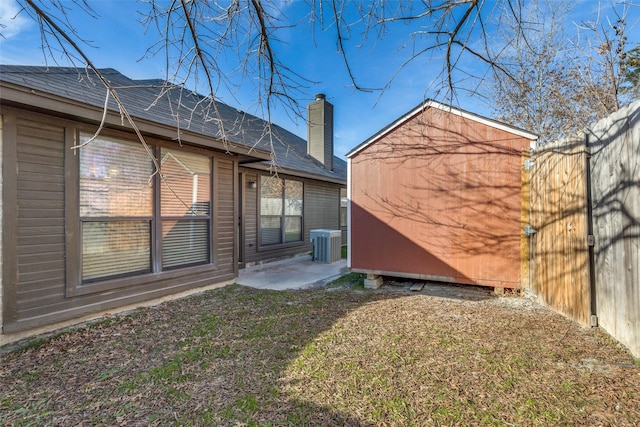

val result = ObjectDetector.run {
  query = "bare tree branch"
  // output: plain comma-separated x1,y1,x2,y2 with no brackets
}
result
489,0,632,145
22,0,207,213
330,0,378,92
16,0,637,153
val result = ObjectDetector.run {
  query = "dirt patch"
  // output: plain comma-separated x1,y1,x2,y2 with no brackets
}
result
1,282,638,426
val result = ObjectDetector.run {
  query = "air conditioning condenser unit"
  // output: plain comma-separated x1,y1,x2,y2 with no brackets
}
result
310,229,342,263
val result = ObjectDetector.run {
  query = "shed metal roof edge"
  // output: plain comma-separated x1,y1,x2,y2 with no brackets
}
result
345,99,539,158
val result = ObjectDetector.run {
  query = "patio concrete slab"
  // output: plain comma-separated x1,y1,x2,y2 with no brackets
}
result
237,255,348,290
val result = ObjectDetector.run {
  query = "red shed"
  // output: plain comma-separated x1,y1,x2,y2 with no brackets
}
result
346,100,537,289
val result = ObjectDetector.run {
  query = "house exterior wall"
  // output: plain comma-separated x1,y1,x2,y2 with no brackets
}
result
303,181,341,240
241,170,259,264
350,107,530,288
0,114,4,331
239,167,343,266
216,158,237,271
1,107,237,334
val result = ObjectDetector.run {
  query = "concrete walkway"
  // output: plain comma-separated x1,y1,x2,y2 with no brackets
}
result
237,255,348,290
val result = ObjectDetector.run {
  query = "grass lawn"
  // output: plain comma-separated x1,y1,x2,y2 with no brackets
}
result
1,278,639,426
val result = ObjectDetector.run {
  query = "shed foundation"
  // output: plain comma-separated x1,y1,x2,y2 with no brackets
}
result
364,274,383,289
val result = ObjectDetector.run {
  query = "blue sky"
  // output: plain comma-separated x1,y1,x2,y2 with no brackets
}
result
1,0,639,158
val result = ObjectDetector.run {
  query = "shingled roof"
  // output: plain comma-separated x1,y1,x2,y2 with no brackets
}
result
0,65,346,184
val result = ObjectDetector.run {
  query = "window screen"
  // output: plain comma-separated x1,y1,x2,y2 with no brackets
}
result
260,176,303,246
160,149,211,268
80,136,153,281
79,135,213,282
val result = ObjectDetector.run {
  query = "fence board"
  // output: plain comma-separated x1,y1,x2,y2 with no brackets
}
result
588,101,640,358
530,138,591,326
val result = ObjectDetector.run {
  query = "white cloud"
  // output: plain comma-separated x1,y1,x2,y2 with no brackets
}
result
0,0,31,39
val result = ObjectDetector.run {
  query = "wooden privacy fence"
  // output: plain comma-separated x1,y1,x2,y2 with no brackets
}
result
529,100,640,358
588,102,640,359
529,137,592,326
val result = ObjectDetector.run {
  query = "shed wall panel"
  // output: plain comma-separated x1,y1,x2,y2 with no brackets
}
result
350,107,529,288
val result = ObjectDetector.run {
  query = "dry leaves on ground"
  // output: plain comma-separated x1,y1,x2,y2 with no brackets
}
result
1,281,638,426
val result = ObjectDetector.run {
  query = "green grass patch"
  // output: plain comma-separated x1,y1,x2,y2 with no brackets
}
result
1,284,638,426
327,272,365,289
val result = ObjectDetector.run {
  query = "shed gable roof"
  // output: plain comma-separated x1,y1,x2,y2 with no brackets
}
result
346,99,538,158
0,65,346,184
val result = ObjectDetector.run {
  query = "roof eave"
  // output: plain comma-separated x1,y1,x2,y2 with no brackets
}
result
241,161,346,185
0,81,272,161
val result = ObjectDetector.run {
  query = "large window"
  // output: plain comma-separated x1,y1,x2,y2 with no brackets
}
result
79,134,211,283
160,149,211,269
80,137,153,281
260,176,303,246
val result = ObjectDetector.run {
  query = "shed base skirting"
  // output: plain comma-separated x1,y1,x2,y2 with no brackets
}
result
350,268,520,289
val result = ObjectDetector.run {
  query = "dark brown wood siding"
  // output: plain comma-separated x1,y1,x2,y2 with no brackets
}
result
242,170,259,263
2,108,237,334
239,168,343,265
304,181,340,242
15,118,67,318
215,157,236,271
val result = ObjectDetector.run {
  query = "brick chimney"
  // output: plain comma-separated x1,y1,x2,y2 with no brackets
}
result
307,93,334,171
